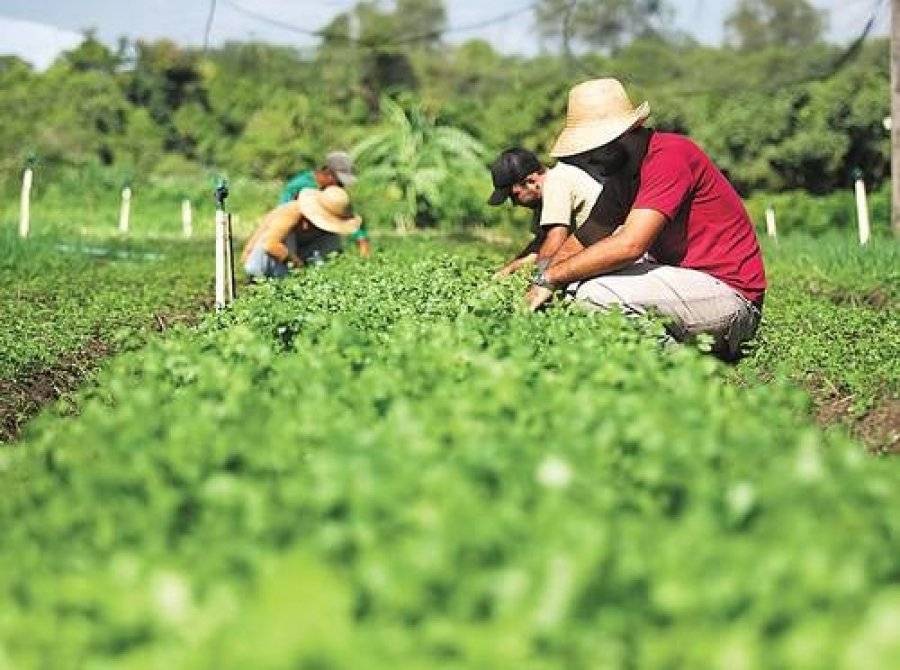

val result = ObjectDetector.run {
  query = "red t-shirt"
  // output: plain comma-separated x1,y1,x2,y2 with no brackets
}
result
634,132,766,303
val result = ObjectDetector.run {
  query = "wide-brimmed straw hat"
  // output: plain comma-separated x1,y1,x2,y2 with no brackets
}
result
298,186,361,235
551,79,650,158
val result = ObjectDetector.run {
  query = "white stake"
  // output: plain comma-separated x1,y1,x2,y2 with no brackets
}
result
119,186,132,234
19,168,33,239
224,213,235,304
215,208,226,310
215,210,236,309
181,199,193,238
765,205,777,240
855,178,871,245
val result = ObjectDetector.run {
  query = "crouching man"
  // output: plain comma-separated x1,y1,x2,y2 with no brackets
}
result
530,79,766,359
487,146,605,278
241,186,361,279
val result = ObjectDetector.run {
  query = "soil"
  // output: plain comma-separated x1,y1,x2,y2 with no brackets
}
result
815,394,900,455
0,337,109,443
857,399,900,455
815,286,896,310
0,305,210,444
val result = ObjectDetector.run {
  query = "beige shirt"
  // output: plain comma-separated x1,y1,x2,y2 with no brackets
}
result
539,163,602,229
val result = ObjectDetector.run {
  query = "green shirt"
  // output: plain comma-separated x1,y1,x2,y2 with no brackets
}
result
349,222,368,242
279,169,318,204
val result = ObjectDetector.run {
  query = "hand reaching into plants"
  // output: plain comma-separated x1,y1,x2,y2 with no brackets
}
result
525,284,554,311
493,253,536,280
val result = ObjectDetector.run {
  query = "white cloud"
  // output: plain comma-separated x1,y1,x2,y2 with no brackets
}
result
0,15,83,70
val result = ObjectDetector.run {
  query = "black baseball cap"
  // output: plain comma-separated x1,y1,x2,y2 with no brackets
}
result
487,148,543,206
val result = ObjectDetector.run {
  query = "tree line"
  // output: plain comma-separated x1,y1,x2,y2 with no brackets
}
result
0,0,888,213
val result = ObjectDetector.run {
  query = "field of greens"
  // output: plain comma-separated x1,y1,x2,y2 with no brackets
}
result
738,235,899,451
0,229,216,442
1,236,898,668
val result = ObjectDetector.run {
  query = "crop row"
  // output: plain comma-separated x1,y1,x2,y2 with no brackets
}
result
1,239,898,668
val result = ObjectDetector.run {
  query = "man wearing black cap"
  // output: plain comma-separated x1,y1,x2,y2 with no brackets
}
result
488,147,602,278
487,148,547,277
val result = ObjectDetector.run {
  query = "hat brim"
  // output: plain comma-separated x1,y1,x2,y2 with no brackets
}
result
550,102,651,158
488,185,511,206
334,171,356,186
298,190,361,235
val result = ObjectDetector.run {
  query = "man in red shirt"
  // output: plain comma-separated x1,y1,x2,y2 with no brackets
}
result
529,79,766,359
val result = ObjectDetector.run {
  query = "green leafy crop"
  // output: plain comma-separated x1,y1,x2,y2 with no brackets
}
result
1,239,898,669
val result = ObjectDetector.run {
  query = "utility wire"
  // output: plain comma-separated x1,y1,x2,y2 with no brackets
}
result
600,0,889,97
219,0,538,49
210,0,884,95
203,0,217,52
829,0,885,71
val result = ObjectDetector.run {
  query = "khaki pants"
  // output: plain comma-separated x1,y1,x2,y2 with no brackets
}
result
566,261,762,359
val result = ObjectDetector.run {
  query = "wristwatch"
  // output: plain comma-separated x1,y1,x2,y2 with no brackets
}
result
531,267,555,289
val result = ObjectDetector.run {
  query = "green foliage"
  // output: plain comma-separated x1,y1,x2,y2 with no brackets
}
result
535,0,670,55
1,239,899,667
353,96,487,231
744,185,891,238
725,0,825,50
230,94,320,180
735,233,899,419
0,165,279,240
0,229,212,383
0,13,891,235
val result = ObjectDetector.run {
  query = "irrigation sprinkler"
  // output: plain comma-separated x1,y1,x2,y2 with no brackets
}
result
182,199,193,238
765,205,777,240
853,168,871,246
214,178,236,310
19,156,35,239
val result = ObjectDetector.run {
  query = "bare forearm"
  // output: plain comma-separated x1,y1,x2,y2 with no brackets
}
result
548,234,585,268
496,253,536,277
545,235,643,285
265,239,302,268
545,209,666,285
535,225,568,267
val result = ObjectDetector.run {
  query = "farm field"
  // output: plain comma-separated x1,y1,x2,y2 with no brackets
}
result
1,234,898,668
735,234,899,452
0,230,214,442
4,7,900,669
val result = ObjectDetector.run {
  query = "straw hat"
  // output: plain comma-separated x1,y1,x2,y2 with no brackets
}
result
298,186,361,235
550,79,650,158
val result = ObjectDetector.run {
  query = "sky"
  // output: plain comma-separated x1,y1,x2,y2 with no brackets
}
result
0,0,889,70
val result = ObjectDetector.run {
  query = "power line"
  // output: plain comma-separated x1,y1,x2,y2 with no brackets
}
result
219,0,321,38
606,0,889,97
218,0,537,49
203,0,217,52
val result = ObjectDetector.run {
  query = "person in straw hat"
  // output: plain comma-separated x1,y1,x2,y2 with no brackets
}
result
528,78,766,360
487,130,653,280
241,186,362,279
279,150,371,258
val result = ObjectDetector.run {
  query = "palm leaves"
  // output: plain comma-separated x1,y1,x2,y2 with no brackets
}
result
353,96,486,232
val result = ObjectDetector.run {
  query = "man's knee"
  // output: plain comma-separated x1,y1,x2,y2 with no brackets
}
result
569,279,625,309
